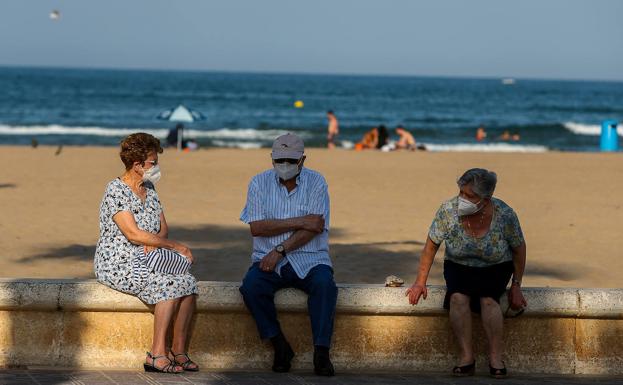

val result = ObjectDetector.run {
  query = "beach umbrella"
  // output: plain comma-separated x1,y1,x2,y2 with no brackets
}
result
157,105,205,150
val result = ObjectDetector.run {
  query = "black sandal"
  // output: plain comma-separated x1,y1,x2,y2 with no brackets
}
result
489,361,507,378
144,352,182,374
170,350,200,372
452,361,475,377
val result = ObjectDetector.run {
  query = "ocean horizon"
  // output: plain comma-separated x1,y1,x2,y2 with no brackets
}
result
0,66,621,152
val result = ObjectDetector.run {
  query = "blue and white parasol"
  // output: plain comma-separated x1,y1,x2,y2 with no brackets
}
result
157,105,205,150
157,105,206,123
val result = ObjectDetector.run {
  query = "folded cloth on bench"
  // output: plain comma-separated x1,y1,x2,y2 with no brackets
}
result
135,246,191,276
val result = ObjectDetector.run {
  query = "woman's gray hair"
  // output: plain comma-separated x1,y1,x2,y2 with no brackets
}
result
457,168,497,198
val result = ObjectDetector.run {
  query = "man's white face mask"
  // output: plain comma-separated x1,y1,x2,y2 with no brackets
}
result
273,158,301,181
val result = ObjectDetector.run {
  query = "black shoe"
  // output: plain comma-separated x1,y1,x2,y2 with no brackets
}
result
313,346,335,376
271,333,294,373
452,361,475,377
489,361,507,379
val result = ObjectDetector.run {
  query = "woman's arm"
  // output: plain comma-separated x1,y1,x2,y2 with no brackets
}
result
113,211,193,261
509,242,528,309
405,236,440,305
158,212,168,239
511,242,526,284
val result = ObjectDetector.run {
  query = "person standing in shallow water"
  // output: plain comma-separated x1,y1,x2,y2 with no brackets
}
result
476,126,487,141
239,133,337,376
94,133,199,374
406,168,527,379
326,110,339,149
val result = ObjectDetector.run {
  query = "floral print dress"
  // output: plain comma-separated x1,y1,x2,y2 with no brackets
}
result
428,196,525,267
94,178,197,304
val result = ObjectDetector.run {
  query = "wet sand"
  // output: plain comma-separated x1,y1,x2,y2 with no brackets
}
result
0,146,621,288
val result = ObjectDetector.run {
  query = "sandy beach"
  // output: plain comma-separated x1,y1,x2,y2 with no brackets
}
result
0,146,621,288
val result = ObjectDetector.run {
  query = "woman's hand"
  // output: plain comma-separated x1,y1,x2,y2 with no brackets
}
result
508,284,527,310
144,245,157,254
172,243,194,264
405,282,428,305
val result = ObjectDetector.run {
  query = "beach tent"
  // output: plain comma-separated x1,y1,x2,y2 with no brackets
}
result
157,105,205,151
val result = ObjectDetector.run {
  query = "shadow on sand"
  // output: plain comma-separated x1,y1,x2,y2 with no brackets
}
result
18,224,587,284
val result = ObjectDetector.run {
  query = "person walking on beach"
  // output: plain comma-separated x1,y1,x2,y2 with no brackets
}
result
326,110,339,149
239,133,337,376
94,133,199,374
406,168,527,379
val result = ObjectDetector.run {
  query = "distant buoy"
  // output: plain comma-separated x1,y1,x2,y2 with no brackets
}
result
49,10,61,20
294,100,304,108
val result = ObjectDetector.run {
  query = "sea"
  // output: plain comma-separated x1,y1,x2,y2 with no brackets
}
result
0,66,622,152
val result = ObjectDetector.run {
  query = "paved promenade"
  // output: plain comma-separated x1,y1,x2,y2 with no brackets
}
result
0,369,621,385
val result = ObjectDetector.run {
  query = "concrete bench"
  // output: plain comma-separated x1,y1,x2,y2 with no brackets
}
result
0,279,621,374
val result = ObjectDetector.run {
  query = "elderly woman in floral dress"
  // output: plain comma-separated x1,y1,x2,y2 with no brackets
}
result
406,168,527,378
94,133,199,374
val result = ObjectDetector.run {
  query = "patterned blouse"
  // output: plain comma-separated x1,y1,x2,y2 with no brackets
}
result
428,197,524,267
94,178,197,304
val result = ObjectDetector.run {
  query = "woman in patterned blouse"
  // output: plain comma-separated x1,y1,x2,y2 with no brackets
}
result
94,133,199,374
406,168,527,379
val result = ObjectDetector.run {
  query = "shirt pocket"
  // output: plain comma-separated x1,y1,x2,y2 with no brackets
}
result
296,204,311,216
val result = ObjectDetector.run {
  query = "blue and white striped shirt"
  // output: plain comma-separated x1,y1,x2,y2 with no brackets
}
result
240,167,331,279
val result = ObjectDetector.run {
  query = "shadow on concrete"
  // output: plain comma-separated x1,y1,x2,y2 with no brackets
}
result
0,183,16,189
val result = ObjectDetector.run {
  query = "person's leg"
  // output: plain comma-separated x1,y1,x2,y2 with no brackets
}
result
449,293,474,366
296,264,338,376
171,294,196,352
239,263,285,340
297,264,338,347
480,297,505,369
149,298,182,372
239,263,292,372
170,294,198,370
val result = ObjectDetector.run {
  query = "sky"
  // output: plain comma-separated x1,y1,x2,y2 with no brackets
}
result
1,0,622,81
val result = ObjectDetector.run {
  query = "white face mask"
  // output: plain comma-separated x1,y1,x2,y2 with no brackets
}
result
458,196,482,216
274,162,300,181
142,164,161,184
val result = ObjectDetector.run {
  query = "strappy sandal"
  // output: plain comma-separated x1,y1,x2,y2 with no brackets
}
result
144,351,182,374
170,350,199,372
489,361,508,379
452,361,475,377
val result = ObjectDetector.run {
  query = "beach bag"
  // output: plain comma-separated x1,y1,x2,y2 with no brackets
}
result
135,246,191,275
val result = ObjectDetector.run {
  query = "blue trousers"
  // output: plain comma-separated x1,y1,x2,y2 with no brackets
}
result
239,262,338,347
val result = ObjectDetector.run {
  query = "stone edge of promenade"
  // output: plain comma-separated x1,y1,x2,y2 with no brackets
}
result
0,279,622,375
0,278,620,318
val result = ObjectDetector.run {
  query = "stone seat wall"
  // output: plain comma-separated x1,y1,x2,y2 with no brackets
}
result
0,279,621,374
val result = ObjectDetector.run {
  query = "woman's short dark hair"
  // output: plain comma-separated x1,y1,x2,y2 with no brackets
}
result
119,133,163,170
457,168,497,198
